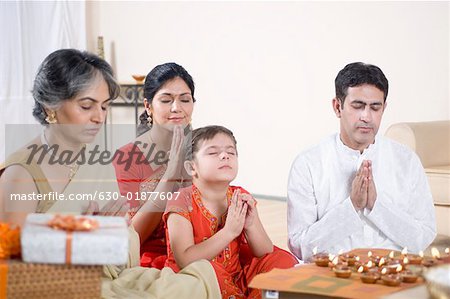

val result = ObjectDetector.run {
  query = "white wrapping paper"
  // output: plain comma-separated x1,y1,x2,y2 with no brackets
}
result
21,213,128,265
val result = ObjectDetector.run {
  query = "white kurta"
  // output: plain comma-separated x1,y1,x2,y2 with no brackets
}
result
287,133,436,261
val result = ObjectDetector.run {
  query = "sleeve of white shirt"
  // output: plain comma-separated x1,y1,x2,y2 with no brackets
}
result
365,153,436,252
287,154,364,261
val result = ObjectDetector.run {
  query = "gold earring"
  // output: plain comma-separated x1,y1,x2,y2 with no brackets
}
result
45,111,57,124
147,112,152,124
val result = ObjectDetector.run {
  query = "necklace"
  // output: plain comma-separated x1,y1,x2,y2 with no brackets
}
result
40,130,81,180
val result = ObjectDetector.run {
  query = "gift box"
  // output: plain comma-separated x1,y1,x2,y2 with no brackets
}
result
1,259,102,299
21,214,128,265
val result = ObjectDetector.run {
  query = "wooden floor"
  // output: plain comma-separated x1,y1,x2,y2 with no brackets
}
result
257,198,289,251
257,198,450,255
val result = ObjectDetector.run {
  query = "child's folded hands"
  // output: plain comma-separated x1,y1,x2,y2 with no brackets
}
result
240,193,257,229
224,189,247,238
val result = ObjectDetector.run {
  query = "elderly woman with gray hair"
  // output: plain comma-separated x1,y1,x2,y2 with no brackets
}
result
0,49,220,299
0,48,125,224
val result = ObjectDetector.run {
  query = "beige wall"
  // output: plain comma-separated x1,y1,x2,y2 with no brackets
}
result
86,1,449,197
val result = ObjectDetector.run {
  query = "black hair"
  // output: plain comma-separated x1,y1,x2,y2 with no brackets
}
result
185,125,237,161
335,62,389,104
137,62,195,136
32,49,120,125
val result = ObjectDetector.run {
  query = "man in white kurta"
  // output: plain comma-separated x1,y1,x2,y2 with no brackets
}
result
287,62,436,261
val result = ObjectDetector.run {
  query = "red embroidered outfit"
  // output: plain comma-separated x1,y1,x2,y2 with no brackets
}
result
113,142,167,268
164,185,297,299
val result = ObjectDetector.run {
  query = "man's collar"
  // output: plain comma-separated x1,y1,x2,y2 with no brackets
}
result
335,133,379,156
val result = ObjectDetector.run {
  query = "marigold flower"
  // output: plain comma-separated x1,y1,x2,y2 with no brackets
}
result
0,223,21,259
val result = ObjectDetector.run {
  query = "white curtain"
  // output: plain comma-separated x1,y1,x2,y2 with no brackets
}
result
0,1,86,162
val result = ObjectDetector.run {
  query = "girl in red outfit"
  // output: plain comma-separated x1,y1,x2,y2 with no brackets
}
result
113,63,195,268
164,126,297,299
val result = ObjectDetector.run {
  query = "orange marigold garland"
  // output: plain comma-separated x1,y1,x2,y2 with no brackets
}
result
0,223,21,259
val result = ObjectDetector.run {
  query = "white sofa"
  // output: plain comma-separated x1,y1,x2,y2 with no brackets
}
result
385,121,450,236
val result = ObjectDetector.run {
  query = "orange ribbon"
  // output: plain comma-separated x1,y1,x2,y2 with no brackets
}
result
47,215,98,264
0,260,7,299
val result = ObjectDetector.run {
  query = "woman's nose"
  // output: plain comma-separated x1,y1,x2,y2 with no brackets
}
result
92,106,106,123
171,100,181,112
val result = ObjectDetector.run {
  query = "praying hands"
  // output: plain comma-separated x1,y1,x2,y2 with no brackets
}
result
350,160,377,211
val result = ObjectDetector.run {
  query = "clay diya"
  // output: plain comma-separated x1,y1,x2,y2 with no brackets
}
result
358,260,376,272
431,247,441,260
381,274,402,287
327,255,340,269
381,263,403,274
422,258,439,267
333,264,352,278
378,257,387,267
406,253,423,265
388,259,404,266
339,253,359,266
358,266,380,284
360,271,380,284
313,253,330,267
400,270,419,283
370,255,383,265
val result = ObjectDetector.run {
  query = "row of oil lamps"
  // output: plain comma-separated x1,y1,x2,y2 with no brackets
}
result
312,247,449,287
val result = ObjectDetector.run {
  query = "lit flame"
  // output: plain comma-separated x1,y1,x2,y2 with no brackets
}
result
403,257,409,265
401,247,408,255
379,257,385,267
419,251,424,258
368,251,373,258
445,248,449,255
396,265,403,272
355,256,360,261
431,247,440,259
332,256,339,265
381,268,387,275
328,254,335,261
312,247,318,255
389,251,395,259
367,261,373,268
357,266,364,273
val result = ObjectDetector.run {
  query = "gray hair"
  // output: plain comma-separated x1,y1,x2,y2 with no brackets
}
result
32,49,120,124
